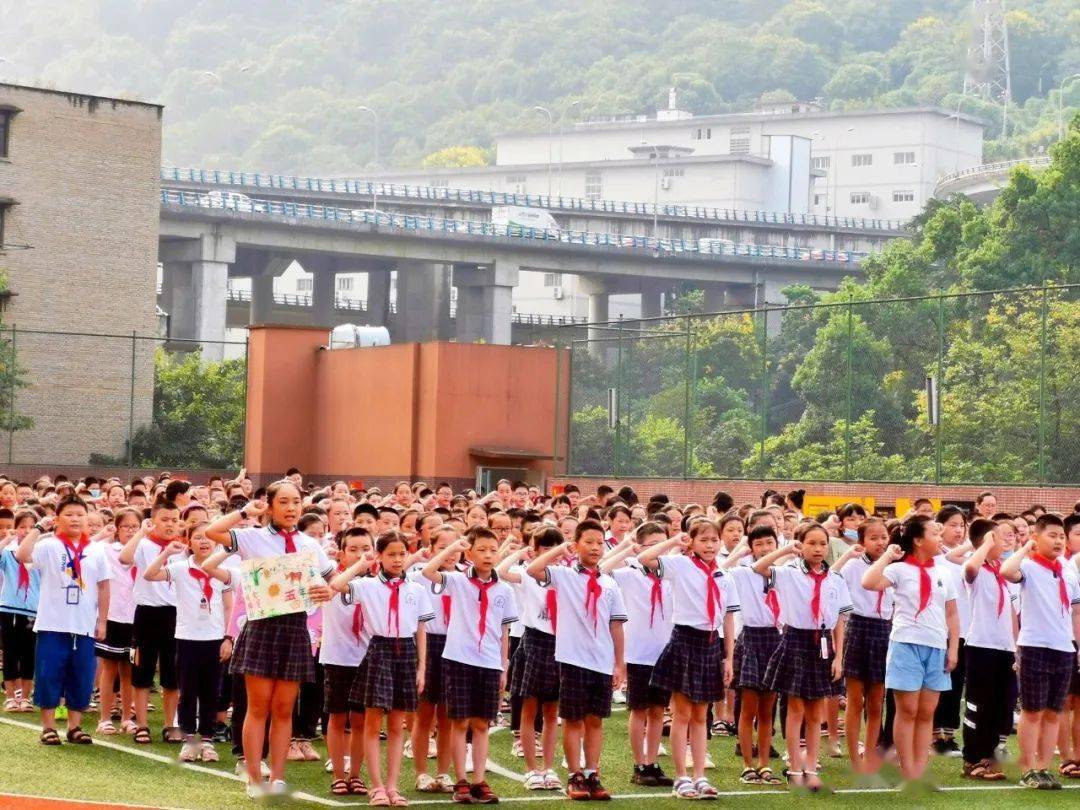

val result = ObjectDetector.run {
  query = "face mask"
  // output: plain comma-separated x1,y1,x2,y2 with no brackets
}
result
1000,550,1014,560
89,488,100,497
843,529,858,541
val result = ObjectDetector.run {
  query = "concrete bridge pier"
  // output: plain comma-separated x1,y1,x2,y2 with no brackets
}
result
395,261,452,342
452,262,518,345
159,233,236,361
248,254,293,324
365,264,393,327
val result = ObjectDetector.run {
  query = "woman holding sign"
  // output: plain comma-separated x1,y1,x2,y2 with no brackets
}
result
206,480,335,799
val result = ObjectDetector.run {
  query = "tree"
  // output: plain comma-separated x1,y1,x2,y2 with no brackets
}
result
420,145,490,169
824,64,886,101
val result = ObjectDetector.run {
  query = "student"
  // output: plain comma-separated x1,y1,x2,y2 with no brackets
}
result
322,527,375,796
724,525,784,785
755,521,851,793
423,527,517,805
90,508,141,734
952,518,1016,780
861,517,959,785
499,526,565,792
1,509,40,712
526,519,627,801
1061,514,1080,778
603,522,675,788
1000,514,1080,790
118,498,185,744
932,505,971,757
831,517,893,776
332,530,433,808
409,525,459,794
637,519,736,799
205,482,336,798
143,524,233,763
15,497,110,745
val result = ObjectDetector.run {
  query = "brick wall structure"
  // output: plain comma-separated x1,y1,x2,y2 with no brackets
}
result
0,83,161,464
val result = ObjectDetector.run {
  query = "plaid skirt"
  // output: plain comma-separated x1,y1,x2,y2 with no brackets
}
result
420,633,447,704
443,658,502,721
230,612,315,683
733,625,781,692
558,662,613,721
650,624,724,703
763,627,837,700
324,662,365,714
843,614,891,684
1018,645,1074,712
510,627,560,703
1072,662,1080,697
626,662,671,709
352,636,418,712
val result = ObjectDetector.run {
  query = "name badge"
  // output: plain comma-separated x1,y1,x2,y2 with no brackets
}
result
199,598,211,620
820,632,829,660
66,585,81,606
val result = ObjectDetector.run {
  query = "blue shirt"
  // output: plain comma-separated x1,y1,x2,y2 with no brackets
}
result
0,547,40,617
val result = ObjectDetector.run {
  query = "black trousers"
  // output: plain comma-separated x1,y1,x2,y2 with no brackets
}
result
176,638,221,737
933,637,966,732
962,646,1015,763
292,655,322,739
0,612,36,681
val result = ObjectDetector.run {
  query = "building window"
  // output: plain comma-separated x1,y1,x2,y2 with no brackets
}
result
729,127,750,154
0,111,12,159
584,171,602,201
662,167,685,178
851,153,872,167
0,205,6,246
813,194,827,207
850,191,870,205
296,277,313,292
506,174,527,194
894,151,916,165
543,272,563,287
337,276,354,292
892,190,915,203
811,156,831,170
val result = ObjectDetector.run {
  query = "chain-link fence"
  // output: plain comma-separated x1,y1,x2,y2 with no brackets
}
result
0,328,248,471
563,284,1080,486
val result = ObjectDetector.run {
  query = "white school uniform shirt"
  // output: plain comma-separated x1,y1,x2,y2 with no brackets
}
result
132,538,182,607
657,553,740,633
407,565,450,636
228,524,335,579
611,560,673,665
839,556,894,620
163,557,230,641
770,559,852,631
344,571,434,638
438,568,518,671
509,563,554,634
541,563,627,676
87,541,136,624
935,554,971,640
730,565,781,629
882,559,957,650
30,535,110,636
964,563,1018,652
1016,557,1080,654
320,584,372,667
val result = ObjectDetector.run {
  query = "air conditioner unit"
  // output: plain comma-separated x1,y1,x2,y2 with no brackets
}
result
867,195,880,210
660,177,672,190
552,286,564,300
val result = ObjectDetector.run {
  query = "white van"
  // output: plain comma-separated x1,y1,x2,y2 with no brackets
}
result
491,205,559,236
199,190,266,213
697,237,735,255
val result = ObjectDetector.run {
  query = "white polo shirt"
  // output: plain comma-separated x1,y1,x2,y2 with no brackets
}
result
87,541,136,624
228,525,335,579
407,566,450,636
31,535,110,636
729,565,781,629
883,559,957,650
935,554,971,640
839,556,894,620
164,557,230,641
541,564,627,676
657,553,740,633
509,563,554,635
1016,557,1080,654
438,569,518,671
964,563,1018,652
611,561,673,665
344,572,434,638
132,538,181,608
320,587,371,667
770,560,852,631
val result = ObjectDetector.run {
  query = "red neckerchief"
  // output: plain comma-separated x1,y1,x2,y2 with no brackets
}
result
864,556,885,618
579,565,603,633
982,560,1008,617
645,567,665,627
545,587,558,633
273,525,298,554
383,574,405,637
903,556,935,617
804,562,829,626
188,565,213,609
1030,553,1070,615
15,552,30,597
57,533,90,589
338,562,365,640
441,593,451,627
469,570,499,650
762,571,781,626
690,555,722,629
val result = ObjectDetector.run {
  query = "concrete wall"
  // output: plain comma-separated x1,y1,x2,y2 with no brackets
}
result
0,83,161,464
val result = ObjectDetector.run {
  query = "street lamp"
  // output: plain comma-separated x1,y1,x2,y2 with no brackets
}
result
533,106,554,199
557,100,582,198
357,105,380,212
1058,73,1080,141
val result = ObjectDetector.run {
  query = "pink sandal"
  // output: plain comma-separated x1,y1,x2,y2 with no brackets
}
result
368,787,390,806
387,789,409,807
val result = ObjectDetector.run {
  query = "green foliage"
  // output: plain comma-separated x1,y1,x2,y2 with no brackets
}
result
0,272,32,435
420,145,491,169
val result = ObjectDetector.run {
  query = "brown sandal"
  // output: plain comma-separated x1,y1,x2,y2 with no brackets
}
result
66,726,93,744
331,779,350,795
40,728,62,745
349,777,368,795
963,759,1005,781
133,726,152,744
1060,760,1080,778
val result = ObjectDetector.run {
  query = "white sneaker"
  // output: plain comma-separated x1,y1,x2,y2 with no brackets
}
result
325,755,351,773
428,737,437,758
415,773,438,792
267,779,288,796
434,773,454,793
543,769,563,790
245,782,265,800
512,737,525,757
524,770,546,790
200,741,219,762
403,737,414,758
703,752,715,769
260,760,271,778
612,689,627,705
560,742,586,769
179,741,201,762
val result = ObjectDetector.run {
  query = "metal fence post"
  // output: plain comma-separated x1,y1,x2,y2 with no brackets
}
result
758,308,768,479
1037,283,1049,483
614,320,624,478
127,331,136,469
682,314,692,479
844,300,853,481
7,324,15,464
552,337,562,475
935,295,945,485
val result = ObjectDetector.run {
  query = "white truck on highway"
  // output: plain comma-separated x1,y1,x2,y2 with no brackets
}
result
491,205,560,236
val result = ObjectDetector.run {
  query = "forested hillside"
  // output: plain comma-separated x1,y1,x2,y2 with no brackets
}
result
1,0,1077,173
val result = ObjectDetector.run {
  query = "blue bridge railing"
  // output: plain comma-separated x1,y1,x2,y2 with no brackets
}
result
160,189,869,266
161,166,905,233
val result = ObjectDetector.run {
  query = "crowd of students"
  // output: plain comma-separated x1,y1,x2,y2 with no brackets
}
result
1,472,1078,804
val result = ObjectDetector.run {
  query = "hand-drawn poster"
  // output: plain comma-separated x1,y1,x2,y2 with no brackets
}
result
239,550,322,620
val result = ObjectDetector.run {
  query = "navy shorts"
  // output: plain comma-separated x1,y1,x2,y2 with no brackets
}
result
34,631,97,711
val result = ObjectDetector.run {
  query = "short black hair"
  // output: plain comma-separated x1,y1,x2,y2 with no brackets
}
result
1035,513,1064,532
164,479,191,501
353,503,379,521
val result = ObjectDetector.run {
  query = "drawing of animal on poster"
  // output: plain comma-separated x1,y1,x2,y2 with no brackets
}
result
240,549,322,620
